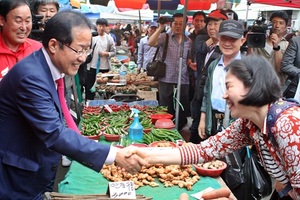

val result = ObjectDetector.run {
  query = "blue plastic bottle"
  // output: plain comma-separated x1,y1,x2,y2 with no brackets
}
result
129,108,143,143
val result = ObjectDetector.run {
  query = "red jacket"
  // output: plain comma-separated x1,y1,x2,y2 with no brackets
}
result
0,35,42,80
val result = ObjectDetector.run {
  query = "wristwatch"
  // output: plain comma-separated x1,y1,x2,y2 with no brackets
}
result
273,46,280,51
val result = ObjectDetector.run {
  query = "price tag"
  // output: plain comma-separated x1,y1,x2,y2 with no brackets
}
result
104,104,113,113
107,181,136,199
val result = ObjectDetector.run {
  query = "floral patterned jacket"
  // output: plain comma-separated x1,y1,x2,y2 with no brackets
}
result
179,105,300,198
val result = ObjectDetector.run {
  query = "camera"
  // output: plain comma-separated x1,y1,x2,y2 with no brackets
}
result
157,16,174,24
32,14,44,30
29,15,44,41
247,17,273,48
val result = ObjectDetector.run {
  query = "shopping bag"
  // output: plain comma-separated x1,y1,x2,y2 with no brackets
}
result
220,150,245,190
243,147,272,199
146,61,166,80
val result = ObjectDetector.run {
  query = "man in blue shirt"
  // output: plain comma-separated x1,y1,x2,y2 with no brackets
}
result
137,22,158,71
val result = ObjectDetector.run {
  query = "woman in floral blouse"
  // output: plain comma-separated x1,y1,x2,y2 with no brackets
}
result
135,55,300,199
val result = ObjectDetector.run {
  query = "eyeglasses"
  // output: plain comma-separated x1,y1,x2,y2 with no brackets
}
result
63,44,91,57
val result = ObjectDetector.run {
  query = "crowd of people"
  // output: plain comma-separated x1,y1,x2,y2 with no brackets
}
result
0,0,299,199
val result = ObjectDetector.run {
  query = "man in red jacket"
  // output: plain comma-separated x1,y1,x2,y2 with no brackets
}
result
0,0,42,81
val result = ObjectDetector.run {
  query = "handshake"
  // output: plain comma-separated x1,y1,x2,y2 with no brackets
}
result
113,145,149,173
112,145,181,173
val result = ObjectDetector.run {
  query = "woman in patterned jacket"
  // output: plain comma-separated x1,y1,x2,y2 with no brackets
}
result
134,55,300,199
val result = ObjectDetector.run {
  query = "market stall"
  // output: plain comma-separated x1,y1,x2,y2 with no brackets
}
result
92,56,159,101
57,155,224,199
54,100,236,200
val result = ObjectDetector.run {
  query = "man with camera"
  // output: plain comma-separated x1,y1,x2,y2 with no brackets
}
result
0,0,42,81
248,11,289,85
148,13,193,131
33,0,59,25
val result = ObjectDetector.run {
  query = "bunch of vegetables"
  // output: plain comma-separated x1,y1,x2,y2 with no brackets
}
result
143,129,182,144
80,105,154,136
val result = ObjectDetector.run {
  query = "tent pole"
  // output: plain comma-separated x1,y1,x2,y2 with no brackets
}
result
245,1,251,22
138,10,142,31
175,0,188,130
157,0,161,18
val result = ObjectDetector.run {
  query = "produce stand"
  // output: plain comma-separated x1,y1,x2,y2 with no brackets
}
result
57,100,236,200
57,139,223,200
93,55,158,101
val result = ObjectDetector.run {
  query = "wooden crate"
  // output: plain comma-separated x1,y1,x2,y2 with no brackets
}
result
137,89,157,100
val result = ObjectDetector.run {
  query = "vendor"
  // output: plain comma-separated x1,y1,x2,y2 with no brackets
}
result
85,18,116,101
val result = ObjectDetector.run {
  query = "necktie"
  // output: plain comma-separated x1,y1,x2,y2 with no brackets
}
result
56,78,81,134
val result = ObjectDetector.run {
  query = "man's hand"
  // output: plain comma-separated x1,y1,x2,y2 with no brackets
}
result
270,33,280,48
198,113,207,139
189,62,197,71
114,146,148,173
99,51,109,57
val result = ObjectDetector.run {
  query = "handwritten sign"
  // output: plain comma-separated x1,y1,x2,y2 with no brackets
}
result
108,181,136,199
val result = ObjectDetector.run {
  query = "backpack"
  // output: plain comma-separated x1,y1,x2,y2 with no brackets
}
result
266,99,299,198
266,99,300,147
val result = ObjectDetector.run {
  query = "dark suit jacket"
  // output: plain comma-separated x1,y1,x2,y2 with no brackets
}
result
0,49,110,199
281,36,300,97
194,36,222,100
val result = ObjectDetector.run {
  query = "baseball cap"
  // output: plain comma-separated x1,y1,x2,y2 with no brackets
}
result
96,18,108,26
205,9,228,23
218,19,244,39
149,21,158,28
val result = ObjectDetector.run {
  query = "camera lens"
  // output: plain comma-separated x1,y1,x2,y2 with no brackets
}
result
247,33,266,48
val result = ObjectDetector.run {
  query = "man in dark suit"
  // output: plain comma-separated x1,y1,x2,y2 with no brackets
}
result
281,36,300,98
0,11,146,199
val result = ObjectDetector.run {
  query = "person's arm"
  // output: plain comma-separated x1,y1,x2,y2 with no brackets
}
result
133,118,251,166
281,37,300,77
148,23,164,47
198,112,206,139
270,33,285,74
100,35,116,58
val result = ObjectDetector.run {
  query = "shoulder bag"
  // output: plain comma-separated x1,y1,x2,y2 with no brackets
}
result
84,43,96,64
146,34,169,79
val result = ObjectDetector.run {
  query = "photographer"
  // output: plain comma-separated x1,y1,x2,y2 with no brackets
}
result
248,11,289,85
30,0,59,41
148,13,192,131
32,0,59,25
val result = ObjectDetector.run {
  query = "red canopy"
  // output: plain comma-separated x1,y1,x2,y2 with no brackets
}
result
249,0,300,8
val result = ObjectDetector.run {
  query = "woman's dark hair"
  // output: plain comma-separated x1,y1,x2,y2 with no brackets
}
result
226,55,282,107
0,0,30,19
42,11,92,48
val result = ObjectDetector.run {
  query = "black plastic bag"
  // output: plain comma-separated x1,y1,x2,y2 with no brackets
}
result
221,149,245,190
242,147,272,199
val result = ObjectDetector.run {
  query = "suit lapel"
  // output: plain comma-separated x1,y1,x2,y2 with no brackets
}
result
35,50,62,113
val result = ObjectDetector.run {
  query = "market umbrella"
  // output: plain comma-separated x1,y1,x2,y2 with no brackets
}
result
113,0,150,32
249,0,300,8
